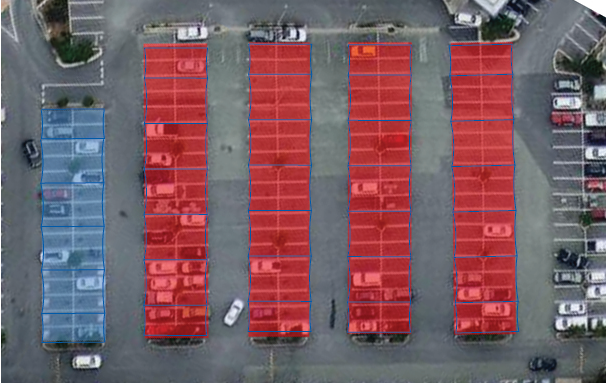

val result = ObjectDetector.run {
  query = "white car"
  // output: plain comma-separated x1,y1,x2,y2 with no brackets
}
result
481,303,512,317
223,298,245,326
557,302,586,316
147,183,175,198
554,316,587,331
40,250,70,264
587,270,606,284
146,153,173,167
483,224,513,238
75,141,101,154
179,215,206,227
502,9,523,28
76,276,104,291
351,182,379,196
454,12,482,27
586,284,606,299
72,171,103,183
585,147,606,161
176,26,208,41
72,354,102,369
278,26,307,42
176,60,205,74
553,96,582,111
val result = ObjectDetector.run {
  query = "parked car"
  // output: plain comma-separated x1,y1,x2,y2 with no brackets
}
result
176,60,206,74
146,153,173,167
586,270,606,284
223,298,245,326
508,0,530,15
182,306,207,319
453,12,482,27
351,306,378,319
22,140,41,168
587,239,606,254
43,188,71,200
72,171,103,183
586,178,606,192
183,275,205,288
246,27,276,42
150,277,178,290
554,78,581,92
45,127,74,138
250,307,277,320
553,96,582,110
588,130,606,145
179,215,206,227
483,224,513,238
585,146,606,160
146,183,175,198
146,231,174,245
75,141,101,154
352,290,381,301
457,272,483,286
457,319,482,332
585,163,606,177
44,203,70,217
558,302,586,316
502,8,524,28
147,261,177,275
179,246,206,259
591,209,606,222
553,271,584,284
277,26,307,42
181,262,205,274
550,111,582,127
250,259,281,273
147,308,174,320
72,355,102,370
555,248,590,269
554,316,587,331
41,250,70,264
586,285,606,299
76,276,104,290
351,272,381,287
176,26,208,41
481,303,512,317
528,357,557,372
351,182,379,196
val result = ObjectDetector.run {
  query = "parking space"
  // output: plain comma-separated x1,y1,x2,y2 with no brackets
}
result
40,108,105,343
557,9,606,61
69,0,104,45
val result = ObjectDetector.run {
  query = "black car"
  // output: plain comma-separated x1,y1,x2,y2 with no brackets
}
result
44,203,70,217
587,130,606,145
22,140,41,168
553,271,583,284
554,78,581,92
246,28,277,42
508,0,530,16
555,248,590,269
585,163,606,177
529,357,557,372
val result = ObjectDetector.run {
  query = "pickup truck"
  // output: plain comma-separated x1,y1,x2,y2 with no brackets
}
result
587,239,606,253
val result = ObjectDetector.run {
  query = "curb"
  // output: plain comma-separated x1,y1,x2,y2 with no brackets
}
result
250,336,308,348
42,343,105,353
454,334,512,345
555,332,606,342
552,49,580,76
55,48,103,69
479,29,520,43
147,339,205,350
350,334,411,347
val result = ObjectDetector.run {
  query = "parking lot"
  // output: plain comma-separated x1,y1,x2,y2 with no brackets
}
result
557,9,606,61
69,0,105,45
40,108,106,342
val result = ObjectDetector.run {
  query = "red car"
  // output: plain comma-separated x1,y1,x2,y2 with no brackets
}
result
551,111,582,127
586,178,606,192
43,188,71,200
381,133,408,148
592,209,606,221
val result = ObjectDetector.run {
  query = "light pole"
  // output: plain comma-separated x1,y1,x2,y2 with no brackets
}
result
277,4,288,25
202,3,213,25
354,4,367,27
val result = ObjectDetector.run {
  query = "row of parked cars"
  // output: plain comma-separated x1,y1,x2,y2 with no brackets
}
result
452,0,539,28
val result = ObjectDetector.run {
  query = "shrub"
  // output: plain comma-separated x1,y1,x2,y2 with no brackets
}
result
67,251,84,268
50,33,95,64
82,95,95,107
481,16,515,42
580,211,593,228
57,96,69,108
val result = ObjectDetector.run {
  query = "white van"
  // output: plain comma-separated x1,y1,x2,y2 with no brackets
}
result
587,270,606,284
72,354,102,369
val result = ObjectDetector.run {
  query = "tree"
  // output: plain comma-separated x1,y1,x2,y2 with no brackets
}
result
68,158,81,174
593,324,606,338
561,54,605,80
481,16,515,42
580,211,593,228
57,96,69,108
82,95,95,107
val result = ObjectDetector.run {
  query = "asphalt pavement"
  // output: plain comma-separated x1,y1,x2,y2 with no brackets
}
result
2,0,606,382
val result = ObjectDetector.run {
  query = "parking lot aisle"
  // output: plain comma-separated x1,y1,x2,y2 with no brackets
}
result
40,108,106,343
556,10,606,62
143,43,209,339
450,43,518,335
347,42,412,336
248,43,312,338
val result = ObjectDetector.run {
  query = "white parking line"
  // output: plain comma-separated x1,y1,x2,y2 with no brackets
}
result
575,23,599,42
554,238,585,242
585,13,606,31
72,31,104,36
553,161,582,165
554,285,582,289
71,16,105,21
565,34,589,54
553,145,583,149
553,192,583,197
553,177,583,181
70,0,104,4
553,207,584,212
553,129,582,134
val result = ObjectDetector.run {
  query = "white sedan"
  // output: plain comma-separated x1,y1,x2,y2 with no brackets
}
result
76,276,104,291
552,96,582,111
586,285,606,299
72,354,102,369
585,147,606,161
176,60,205,74
454,12,482,27
176,26,208,41
557,302,586,315
223,298,245,326
75,141,101,154
278,26,307,42
483,224,513,238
